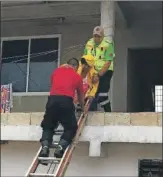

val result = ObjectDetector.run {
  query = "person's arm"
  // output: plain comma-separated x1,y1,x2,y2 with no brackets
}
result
83,42,88,55
76,77,85,111
86,69,99,98
98,42,115,77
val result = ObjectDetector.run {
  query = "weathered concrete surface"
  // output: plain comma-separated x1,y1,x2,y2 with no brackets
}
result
7,113,30,125
157,112,162,126
105,112,131,125
1,125,162,157
130,112,158,126
86,112,105,125
1,112,162,157
1,112,162,126
11,95,48,112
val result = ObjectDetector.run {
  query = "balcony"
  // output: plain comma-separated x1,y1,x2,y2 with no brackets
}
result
1,112,162,157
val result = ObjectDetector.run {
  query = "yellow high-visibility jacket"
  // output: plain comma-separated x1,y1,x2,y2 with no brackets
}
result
77,55,99,98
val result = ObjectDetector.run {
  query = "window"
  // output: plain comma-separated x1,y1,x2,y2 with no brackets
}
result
138,159,163,177
1,35,60,93
155,85,163,112
1,40,29,92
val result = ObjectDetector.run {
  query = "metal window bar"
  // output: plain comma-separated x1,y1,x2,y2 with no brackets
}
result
26,39,31,92
155,85,163,112
138,159,163,177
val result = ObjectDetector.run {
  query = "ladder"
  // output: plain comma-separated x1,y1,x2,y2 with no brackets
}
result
25,99,91,177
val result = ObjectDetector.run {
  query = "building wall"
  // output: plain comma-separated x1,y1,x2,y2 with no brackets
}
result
2,16,162,112
1,141,162,176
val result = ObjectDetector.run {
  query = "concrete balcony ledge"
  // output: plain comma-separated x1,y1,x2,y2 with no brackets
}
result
1,112,162,126
1,112,162,157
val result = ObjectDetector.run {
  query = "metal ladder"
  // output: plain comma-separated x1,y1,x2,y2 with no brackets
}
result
25,99,91,177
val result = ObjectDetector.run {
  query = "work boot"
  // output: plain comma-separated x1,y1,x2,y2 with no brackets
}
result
103,102,111,112
54,139,69,158
39,140,50,158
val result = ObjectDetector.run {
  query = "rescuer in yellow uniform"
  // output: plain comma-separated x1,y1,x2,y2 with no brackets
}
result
84,26,115,112
77,54,99,99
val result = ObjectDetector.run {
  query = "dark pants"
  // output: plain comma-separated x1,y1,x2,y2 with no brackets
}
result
40,95,78,146
90,70,113,112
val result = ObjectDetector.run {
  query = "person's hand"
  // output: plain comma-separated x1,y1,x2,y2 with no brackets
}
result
92,74,99,84
75,104,82,112
85,96,94,102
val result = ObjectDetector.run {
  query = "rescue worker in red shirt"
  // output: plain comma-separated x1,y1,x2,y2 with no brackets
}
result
39,58,85,158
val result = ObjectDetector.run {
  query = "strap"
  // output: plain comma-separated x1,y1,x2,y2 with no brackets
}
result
98,93,108,96
99,99,110,106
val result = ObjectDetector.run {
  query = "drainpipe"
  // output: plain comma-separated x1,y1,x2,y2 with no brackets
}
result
100,1,115,110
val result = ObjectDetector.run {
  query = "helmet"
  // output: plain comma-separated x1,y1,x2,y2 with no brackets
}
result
81,55,95,67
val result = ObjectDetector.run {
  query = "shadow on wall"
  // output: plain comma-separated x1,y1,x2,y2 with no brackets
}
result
127,48,163,112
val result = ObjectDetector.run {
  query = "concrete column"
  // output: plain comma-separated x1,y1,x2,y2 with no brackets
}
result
100,1,115,41
89,140,101,157
100,1,115,108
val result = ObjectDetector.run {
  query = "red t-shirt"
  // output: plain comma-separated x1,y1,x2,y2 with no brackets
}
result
50,67,84,99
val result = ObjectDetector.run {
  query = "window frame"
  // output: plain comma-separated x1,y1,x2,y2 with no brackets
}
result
1,34,61,96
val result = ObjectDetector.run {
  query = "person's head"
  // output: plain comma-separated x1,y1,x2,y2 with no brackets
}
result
80,55,94,71
67,58,79,71
93,26,104,44
81,57,90,71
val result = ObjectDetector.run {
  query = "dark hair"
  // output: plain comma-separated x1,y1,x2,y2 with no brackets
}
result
67,58,79,68
81,57,88,66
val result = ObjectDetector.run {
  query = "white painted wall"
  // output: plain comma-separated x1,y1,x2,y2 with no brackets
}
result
1,141,162,176
1,17,162,112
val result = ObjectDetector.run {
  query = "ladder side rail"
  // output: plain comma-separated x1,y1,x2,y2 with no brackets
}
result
25,147,42,177
55,113,87,177
54,99,91,177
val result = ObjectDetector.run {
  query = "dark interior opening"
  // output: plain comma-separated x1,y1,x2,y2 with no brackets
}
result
127,48,163,112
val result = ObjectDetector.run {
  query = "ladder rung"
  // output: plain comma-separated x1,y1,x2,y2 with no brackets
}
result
29,173,55,177
26,99,91,177
38,157,61,163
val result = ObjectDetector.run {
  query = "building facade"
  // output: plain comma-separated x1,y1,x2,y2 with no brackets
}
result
1,1,162,112
1,1,162,176
1,141,162,176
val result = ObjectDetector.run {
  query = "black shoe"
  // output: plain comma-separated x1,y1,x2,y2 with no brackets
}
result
39,146,50,166
54,145,64,158
103,102,111,112
39,146,50,157
54,139,69,158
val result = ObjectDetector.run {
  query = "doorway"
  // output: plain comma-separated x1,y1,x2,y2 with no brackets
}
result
127,48,163,112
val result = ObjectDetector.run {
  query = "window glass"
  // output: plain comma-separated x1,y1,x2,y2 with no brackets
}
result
1,40,29,92
28,37,59,92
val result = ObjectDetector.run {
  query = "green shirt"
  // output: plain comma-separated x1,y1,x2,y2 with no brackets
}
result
84,38,115,71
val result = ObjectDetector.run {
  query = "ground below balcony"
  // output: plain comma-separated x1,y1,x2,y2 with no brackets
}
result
1,141,162,176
